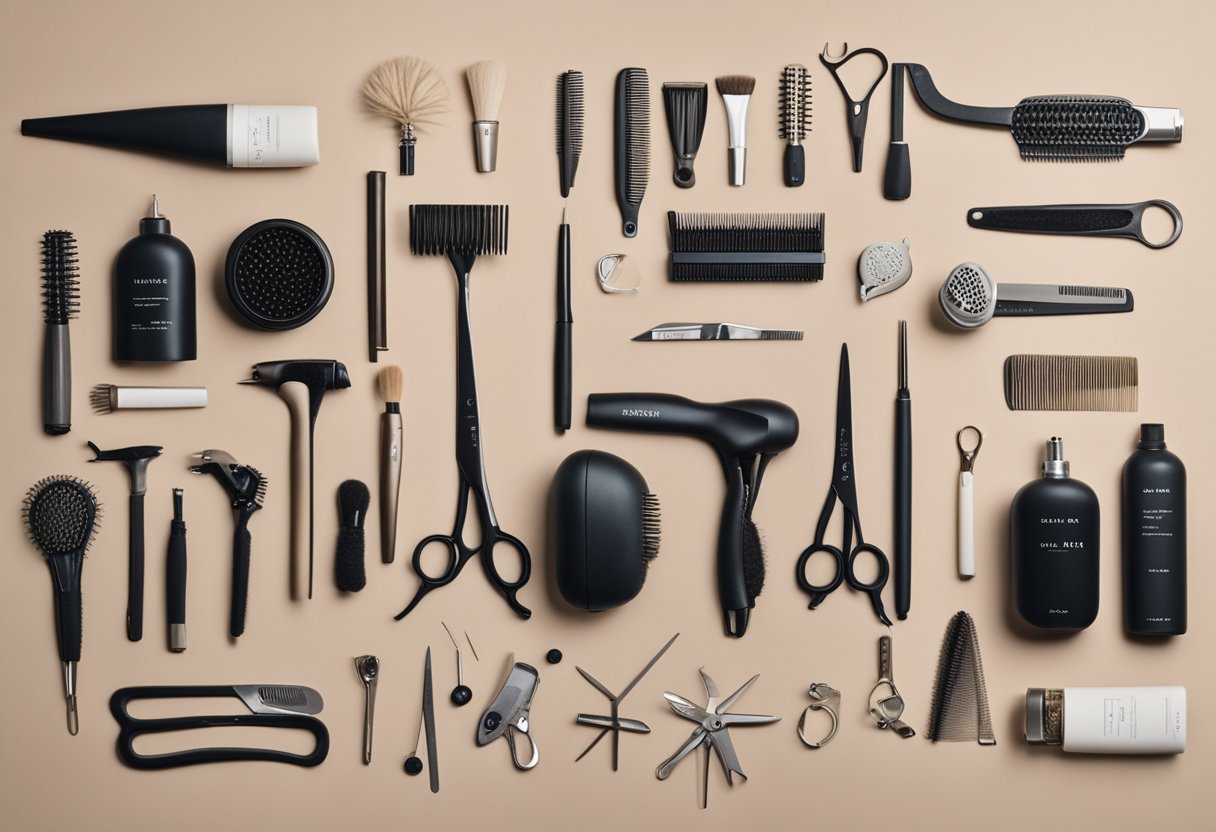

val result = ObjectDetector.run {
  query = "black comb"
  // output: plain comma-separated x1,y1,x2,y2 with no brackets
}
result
410,204,509,257
614,68,650,237
667,211,826,282
41,230,78,435
926,611,996,745
556,70,584,197
225,219,334,330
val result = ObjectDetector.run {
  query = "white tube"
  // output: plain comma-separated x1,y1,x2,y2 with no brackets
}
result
228,105,320,168
115,386,207,409
958,471,974,578
1063,686,1186,754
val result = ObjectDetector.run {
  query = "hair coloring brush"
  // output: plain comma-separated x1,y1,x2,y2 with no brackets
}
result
555,70,584,197
24,475,101,734
467,60,506,172
377,365,404,563
363,56,450,175
41,230,78,435
778,65,812,187
716,75,756,185
614,68,650,237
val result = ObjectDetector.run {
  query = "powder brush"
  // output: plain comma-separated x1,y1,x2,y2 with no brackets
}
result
467,60,506,172
362,56,450,175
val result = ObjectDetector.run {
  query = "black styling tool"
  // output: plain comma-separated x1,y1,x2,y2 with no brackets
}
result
240,360,350,600
894,322,912,621
883,64,911,199
189,450,267,637
110,685,329,769
404,647,439,791
586,395,799,638
904,63,1183,161
225,220,334,331
966,200,1183,249
555,206,573,432
378,365,404,564
926,611,996,745
614,68,650,237
166,488,187,653
335,480,369,593
551,450,661,611
24,475,101,735
87,442,162,642
797,344,893,626
779,64,812,187
820,43,888,172
667,211,825,282
368,171,387,361
397,205,531,620
938,263,1133,329
556,70,584,197
441,622,477,706
575,633,679,770
662,82,708,187
41,230,78,435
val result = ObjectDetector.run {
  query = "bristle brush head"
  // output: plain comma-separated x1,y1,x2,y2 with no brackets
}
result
377,364,403,404
1012,96,1144,161
926,611,996,744
641,491,661,563
555,70,585,196
778,65,812,141
23,476,100,557
362,56,449,128
410,204,509,256
225,220,334,331
716,75,756,96
466,60,507,122
667,211,826,282
41,230,79,325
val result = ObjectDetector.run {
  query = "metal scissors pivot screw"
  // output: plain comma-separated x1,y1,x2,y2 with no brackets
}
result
798,683,840,748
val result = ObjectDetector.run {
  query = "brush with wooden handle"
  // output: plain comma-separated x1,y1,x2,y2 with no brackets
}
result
378,365,404,563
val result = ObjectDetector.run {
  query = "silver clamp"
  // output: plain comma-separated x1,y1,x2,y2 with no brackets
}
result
797,683,840,748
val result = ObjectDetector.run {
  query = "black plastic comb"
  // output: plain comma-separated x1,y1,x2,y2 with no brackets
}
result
556,70,584,198
926,611,996,745
614,68,650,237
410,204,508,257
225,219,334,330
667,211,826,282
41,230,78,435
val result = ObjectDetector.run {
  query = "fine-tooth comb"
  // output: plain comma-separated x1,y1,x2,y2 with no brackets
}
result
778,64,812,187
1004,354,1138,412
555,70,584,197
667,211,826,282
926,611,996,745
614,68,650,237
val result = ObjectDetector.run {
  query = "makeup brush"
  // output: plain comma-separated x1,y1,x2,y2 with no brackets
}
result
362,56,450,175
378,365,404,563
467,60,506,172
41,230,78,435
716,75,756,186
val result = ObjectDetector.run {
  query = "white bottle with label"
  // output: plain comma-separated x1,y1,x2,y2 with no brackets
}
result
1025,685,1186,754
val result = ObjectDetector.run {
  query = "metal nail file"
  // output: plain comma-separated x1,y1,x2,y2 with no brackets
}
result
633,322,804,341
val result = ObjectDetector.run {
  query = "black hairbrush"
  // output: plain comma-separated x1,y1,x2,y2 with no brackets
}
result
614,68,650,237
41,230,78,435
551,451,660,611
556,70,584,197
225,219,334,330
662,82,707,188
667,211,826,282
778,65,812,187
23,475,101,735
335,480,369,593
927,611,996,745
189,450,266,638
905,64,1183,161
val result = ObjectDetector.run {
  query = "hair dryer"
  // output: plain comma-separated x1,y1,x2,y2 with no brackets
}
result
586,393,798,637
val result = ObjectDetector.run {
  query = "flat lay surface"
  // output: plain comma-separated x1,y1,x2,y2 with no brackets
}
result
0,0,1211,828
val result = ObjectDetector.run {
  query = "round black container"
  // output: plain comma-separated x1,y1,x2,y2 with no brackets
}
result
224,219,333,330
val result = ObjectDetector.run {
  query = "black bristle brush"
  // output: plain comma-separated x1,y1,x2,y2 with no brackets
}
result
926,611,996,745
556,70,584,197
614,68,650,237
778,64,812,187
661,82,707,187
23,475,102,735
335,480,370,592
41,230,79,435
667,211,826,282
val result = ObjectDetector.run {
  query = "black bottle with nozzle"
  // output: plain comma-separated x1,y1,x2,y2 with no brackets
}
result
113,195,196,362
1123,424,1187,636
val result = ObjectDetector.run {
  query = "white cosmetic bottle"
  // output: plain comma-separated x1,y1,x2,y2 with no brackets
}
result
1026,686,1186,754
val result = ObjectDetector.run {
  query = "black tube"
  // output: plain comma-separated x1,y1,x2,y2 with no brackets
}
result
42,323,71,434
894,397,912,619
554,220,572,431
166,489,187,652
22,105,228,165
127,494,145,642
367,172,387,363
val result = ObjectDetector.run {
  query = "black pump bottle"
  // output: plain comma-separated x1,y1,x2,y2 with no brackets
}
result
1123,424,1187,636
113,195,196,362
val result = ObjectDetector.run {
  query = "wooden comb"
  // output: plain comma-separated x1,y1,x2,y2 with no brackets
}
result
1004,355,1138,412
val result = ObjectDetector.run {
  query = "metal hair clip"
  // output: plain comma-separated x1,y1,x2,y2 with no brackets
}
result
798,683,840,748
597,253,639,293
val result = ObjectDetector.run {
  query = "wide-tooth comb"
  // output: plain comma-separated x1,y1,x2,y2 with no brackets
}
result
926,611,995,744
667,211,826,282
410,204,509,255
42,231,79,324
1004,354,1138,412
555,70,584,197
614,68,650,237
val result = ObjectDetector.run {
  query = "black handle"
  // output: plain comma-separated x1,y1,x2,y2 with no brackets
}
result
783,144,805,187
334,526,366,593
717,464,751,638
127,494,145,642
966,201,1183,249
57,588,83,663
994,291,1134,318
554,323,572,431
883,143,911,200
399,140,415,176
42,322,70,435
166,521,187,632
230,511,252,638
893,397,912,620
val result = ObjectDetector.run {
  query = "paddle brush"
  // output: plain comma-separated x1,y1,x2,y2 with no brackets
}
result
24,475,101,735
41,230,78,435
362,56,450,175
467,60,506,172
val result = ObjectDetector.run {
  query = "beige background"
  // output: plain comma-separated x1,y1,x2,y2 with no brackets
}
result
1,0,1210,828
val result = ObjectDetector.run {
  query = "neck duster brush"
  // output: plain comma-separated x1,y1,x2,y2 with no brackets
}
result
467,60,506,172
41,230,78,435
363,56,450,175
716,75,756,186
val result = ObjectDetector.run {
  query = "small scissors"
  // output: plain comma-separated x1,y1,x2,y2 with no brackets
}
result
796,343,892,625
394,402,532,620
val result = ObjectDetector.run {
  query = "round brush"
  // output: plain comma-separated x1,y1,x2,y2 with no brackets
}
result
466,60,506,172
41,230,78,435
362,56,450,175
335,480,370,592
225,219,334,331
23,475,101,735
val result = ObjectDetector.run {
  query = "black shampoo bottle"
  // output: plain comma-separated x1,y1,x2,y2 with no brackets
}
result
1123,424,1187,636
114,195,195,361
1011,437,1100,631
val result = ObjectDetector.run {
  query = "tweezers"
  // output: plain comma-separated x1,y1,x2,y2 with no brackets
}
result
633,322,804,341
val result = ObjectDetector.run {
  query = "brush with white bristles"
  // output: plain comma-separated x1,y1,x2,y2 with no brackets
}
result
466,60,506,172
362,56,450,175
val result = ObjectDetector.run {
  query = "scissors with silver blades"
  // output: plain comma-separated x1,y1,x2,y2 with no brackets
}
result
656,668,780,809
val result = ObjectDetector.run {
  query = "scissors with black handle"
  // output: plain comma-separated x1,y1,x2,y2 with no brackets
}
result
796,343,892,626
394,348,532,620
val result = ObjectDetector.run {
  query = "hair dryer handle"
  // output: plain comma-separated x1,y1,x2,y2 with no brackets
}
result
718,465,751,638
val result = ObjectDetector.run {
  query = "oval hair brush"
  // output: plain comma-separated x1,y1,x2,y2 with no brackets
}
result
614,68,650,237
225,219,334,331
41,230,79,435
362,56,450,175
23,475,101,735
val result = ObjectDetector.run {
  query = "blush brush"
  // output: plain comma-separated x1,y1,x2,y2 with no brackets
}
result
716,75,756,185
